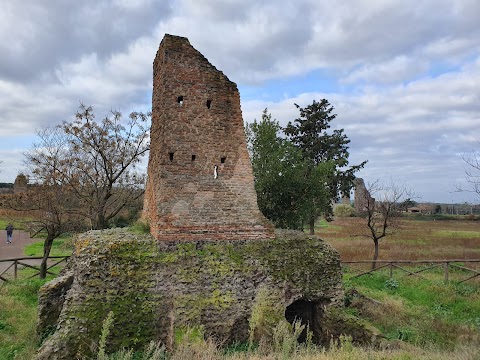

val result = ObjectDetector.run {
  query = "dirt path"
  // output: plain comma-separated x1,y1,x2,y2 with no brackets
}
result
0,230,43,274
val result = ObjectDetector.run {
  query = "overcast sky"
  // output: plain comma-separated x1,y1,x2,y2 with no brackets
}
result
0,0,479,204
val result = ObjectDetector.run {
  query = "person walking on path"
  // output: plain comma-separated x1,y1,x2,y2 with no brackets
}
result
5,223,14,244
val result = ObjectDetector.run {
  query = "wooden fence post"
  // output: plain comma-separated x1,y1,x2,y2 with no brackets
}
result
444,262,449,283
389,262,393,278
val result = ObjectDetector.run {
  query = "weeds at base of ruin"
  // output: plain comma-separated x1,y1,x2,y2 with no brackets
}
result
91,314,479,360
92,331,480,360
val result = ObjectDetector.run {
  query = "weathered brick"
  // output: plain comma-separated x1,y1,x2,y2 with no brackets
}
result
143,35,274,241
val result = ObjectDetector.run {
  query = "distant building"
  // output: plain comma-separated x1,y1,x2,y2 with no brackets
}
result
407,204,433,214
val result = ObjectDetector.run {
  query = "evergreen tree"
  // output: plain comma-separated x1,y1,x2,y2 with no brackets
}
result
284,99,367,234
246,110,304,229
246,109,334,230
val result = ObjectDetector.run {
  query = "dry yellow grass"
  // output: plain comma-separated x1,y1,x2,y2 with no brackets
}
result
160,339,480,360
319,217,480,262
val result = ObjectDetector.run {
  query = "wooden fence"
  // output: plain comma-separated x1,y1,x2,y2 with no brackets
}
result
2,256,479,285
0,256,69,283
341,259,480,284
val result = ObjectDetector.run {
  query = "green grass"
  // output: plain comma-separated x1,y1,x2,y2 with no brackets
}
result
0,219,27,232
23,235,73,257
345,271,480,348
128,220,151,234
315,219,343,233
0,279,49,360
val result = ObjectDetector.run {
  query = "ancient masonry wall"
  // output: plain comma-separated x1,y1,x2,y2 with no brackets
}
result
353,178,374,212
143,34,274,241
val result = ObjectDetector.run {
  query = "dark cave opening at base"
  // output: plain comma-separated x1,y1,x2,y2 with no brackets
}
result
285,299,319,343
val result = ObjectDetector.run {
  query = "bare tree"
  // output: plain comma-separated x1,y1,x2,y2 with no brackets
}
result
9,103,149,278
357,179,414,269
459,148,480,197
8,183,83,278
27,104,150,229
9,128,86,278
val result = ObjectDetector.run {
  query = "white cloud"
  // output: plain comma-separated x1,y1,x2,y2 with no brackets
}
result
342,56,428,85
242,51,480,203
1,0,480,203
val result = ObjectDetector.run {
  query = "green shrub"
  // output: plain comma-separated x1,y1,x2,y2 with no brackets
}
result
129,221,150,234
334,204,355,218
384,278,399,291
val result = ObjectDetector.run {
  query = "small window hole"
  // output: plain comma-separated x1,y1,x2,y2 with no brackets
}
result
220,157,226,164
191,155,196,161
206,99,212,109
169,152,174,162
177,96,184,106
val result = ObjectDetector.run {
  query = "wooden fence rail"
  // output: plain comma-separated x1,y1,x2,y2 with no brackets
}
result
0,256,69,283
341,259,480,284
2,256,479,284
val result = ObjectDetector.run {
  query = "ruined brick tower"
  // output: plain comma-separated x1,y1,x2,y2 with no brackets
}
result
143,34,274,241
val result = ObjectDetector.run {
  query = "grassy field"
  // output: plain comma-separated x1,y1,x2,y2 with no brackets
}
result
344,271,480,348
0,216,479,359
319,215,480,261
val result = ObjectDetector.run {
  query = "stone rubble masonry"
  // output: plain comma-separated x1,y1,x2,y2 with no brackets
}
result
143,34,274,241
35,229,347,359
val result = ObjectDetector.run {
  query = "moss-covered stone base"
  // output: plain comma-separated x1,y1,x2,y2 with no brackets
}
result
36,229,344,359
